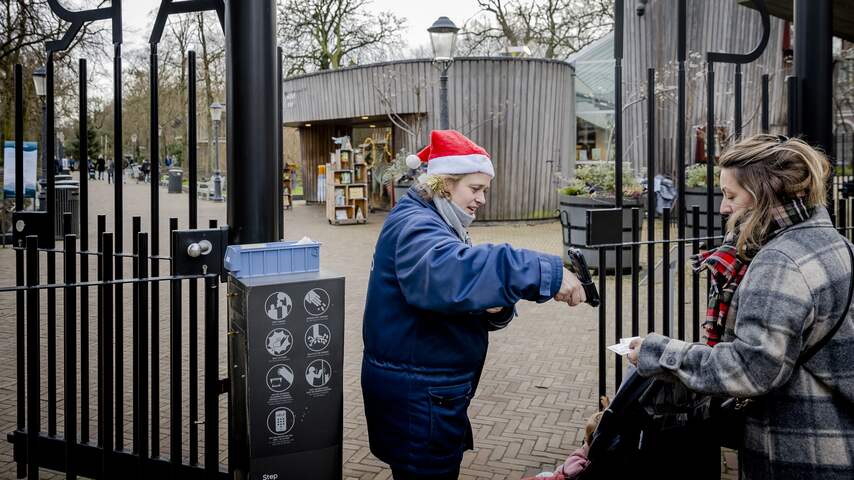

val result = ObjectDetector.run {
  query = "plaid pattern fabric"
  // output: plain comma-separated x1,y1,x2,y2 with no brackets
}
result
693,197,813,346
692,242,749,345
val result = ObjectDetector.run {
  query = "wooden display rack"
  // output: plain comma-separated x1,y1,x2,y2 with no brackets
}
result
326,149,368,225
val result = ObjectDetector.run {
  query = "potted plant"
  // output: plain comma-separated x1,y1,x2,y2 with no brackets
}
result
557,164,645,272
382,150,417,206
684,163,722,238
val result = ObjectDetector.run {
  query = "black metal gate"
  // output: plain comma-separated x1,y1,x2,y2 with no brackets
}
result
589,0,851,399
4,1,284,478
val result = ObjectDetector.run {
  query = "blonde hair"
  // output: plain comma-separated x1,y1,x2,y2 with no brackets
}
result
585,396,610,445
413,174,465,200
585,411,604,445
718,134,830,257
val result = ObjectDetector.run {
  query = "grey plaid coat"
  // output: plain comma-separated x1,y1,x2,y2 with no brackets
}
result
638,208,854,479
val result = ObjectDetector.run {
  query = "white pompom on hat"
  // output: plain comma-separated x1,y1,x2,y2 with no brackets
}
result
411,130,495,178
405,154,422,170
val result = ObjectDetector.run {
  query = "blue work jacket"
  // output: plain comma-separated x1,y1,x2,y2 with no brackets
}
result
361,189,564,475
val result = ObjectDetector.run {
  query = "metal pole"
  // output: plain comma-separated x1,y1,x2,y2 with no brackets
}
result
706,61,716,247
734,64,743,139
40,101,46,210
439,64,450,130
794,0,833,214
225,0,280,243
761,74,770,133
213,119,223,201
676,0,687,342
614,0,623,208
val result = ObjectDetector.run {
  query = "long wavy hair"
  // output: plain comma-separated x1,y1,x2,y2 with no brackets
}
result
718,134,830,258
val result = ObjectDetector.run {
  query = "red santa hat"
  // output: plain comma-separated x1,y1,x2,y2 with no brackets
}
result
405,130,494,178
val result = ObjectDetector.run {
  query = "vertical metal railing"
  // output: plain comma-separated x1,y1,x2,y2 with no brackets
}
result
8,2,236,478
149,41,163,462
79,58,92,446
631,208,640,338
132,215,141,456
46,51,58,440
188,51,201,466
646,67,656,335
26,236,40,478
662,208,671,337
112,39,126,454
14,64,26,480
592,0,771,399
64,232,78,479
169,216,182,469
675,0,688,347
138,232,150,465
613,0,625,388
103,232,115,476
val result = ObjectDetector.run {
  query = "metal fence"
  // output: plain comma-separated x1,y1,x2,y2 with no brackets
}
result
4,224,224,479
2,1,285,478
590,0,853,400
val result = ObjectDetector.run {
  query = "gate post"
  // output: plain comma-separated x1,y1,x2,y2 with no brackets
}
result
794,0,833,153
793,0,834,213
225,0,281,244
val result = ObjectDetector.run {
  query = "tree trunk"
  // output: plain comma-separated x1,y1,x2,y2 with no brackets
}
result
197,13,216,179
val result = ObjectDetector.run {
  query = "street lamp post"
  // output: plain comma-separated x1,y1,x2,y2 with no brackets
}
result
32,66,47,208
158,125,164,165
131,133,138,163
428,17,459,130
56,131,65,172
209,102,224,202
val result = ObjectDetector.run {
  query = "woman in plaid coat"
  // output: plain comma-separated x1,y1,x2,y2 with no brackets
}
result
629,135,854,479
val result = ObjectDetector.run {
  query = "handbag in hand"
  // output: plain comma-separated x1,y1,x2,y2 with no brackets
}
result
712,241,854,450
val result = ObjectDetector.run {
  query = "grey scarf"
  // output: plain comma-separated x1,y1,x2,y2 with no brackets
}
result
433,195,474,245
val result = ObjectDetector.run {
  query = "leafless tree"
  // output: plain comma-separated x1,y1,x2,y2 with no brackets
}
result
459,0,613,59
276,0,405,76
0,0,108,145
196,10,225,176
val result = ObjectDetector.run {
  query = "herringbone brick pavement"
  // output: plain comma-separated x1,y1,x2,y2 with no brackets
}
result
0,176,736,479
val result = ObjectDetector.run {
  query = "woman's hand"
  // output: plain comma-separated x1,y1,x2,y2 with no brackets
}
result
627,337,644,366
486,307,503,313
556,268,586,306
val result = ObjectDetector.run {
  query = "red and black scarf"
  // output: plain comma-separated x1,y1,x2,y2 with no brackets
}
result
692,197,814,346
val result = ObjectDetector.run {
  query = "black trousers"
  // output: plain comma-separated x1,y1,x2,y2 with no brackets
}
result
391,466,460,480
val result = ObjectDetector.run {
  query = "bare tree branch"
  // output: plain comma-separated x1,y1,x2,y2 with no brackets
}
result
460,0,613,59
277,0,405,75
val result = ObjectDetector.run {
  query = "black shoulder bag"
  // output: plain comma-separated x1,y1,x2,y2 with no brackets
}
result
715,241,854,450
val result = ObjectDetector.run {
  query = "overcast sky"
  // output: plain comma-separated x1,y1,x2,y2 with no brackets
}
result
119,0,484,52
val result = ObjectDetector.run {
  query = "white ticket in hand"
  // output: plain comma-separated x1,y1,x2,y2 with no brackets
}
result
607,336,641,356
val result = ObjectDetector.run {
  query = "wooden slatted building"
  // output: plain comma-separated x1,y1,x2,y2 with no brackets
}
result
282,57,575,221
621,0,790,175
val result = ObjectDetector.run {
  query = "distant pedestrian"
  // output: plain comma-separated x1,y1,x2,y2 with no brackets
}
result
96,156,105,180
107,160,114,184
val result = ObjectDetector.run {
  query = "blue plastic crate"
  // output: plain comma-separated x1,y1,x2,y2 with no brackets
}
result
223,240,321,279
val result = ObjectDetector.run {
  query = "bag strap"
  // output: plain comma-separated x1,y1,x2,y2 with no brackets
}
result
795,241,854,368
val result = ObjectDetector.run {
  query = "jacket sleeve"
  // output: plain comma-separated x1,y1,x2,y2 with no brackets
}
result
394,215,563,313
637,248,813,397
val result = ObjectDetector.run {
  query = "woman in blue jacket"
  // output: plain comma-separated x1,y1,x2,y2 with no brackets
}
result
361,130,586,479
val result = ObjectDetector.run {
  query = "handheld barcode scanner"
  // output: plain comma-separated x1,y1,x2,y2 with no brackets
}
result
566,247,601,307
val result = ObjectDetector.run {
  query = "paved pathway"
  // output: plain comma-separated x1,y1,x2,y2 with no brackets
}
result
0,176,735,479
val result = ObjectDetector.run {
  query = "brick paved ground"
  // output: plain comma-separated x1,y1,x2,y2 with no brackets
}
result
0,175,736,479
